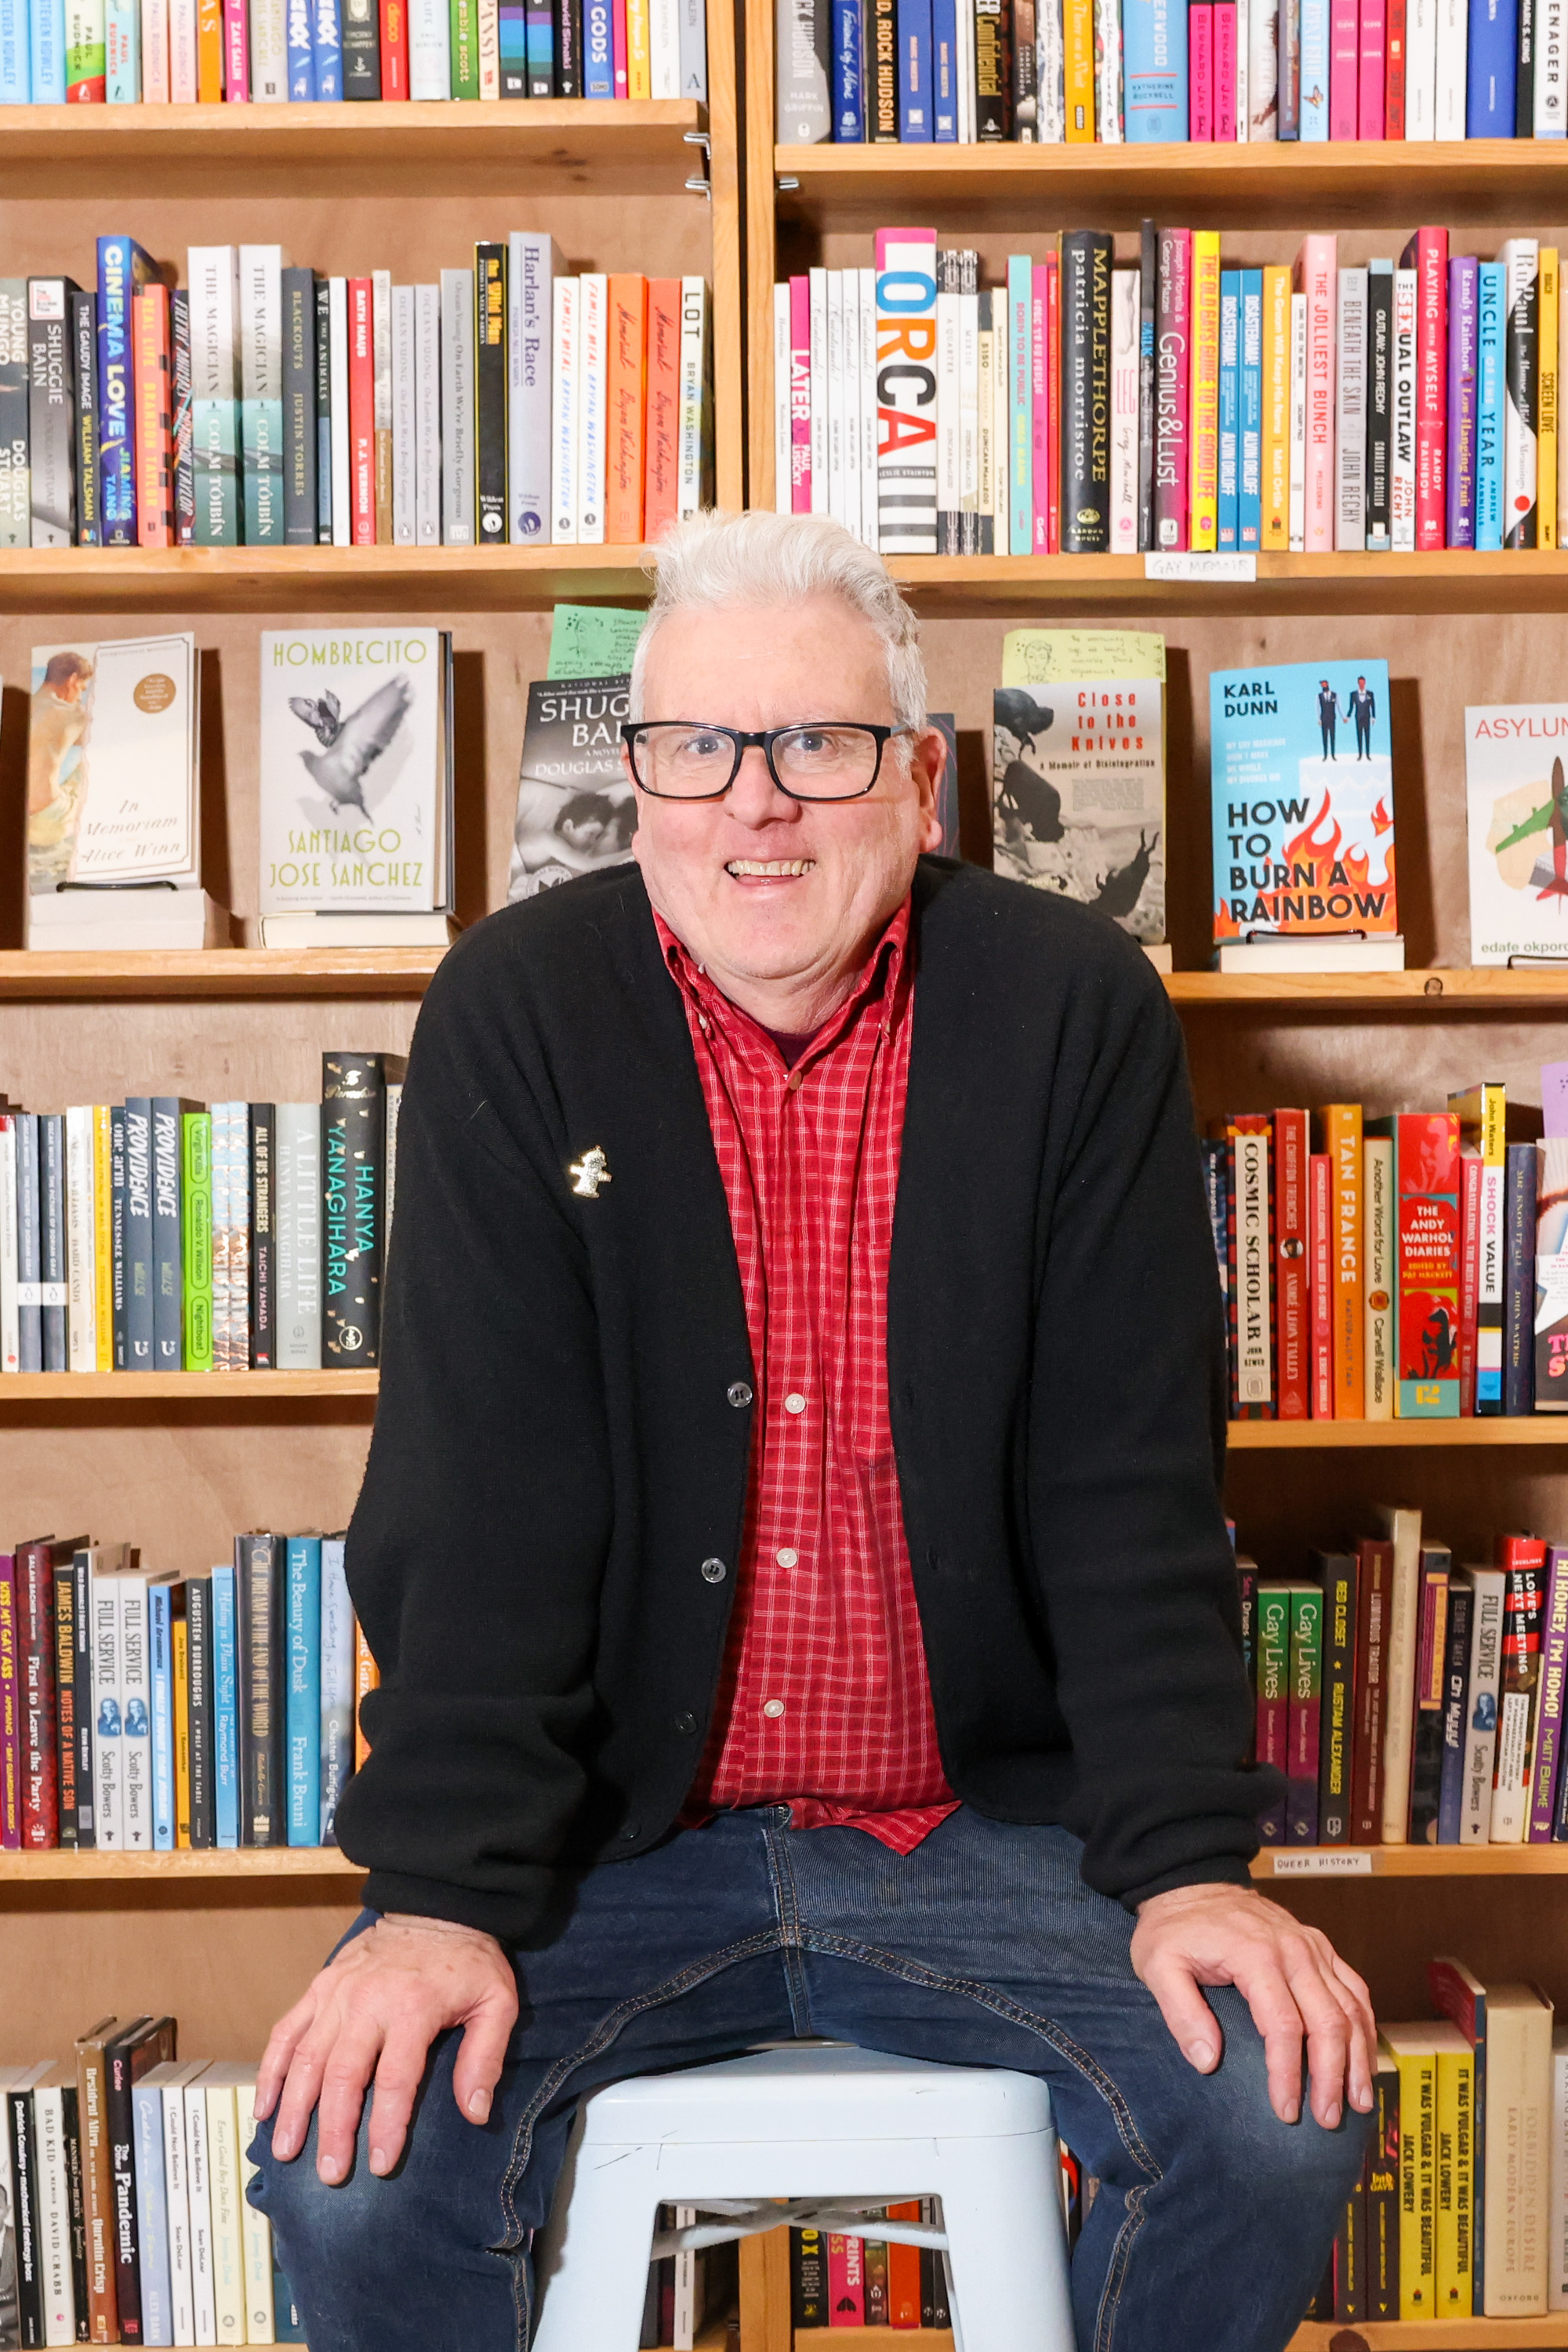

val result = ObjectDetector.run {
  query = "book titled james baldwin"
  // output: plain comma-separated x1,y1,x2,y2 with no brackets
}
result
1210,658,1397,954
508,673,636,904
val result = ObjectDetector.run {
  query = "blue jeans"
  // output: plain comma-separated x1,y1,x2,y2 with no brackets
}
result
249,1807,1366,2352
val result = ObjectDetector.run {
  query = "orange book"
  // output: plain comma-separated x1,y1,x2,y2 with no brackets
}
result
642,278,682,544
379,0,408,93
885,2201,921,2327
605,274,648,546
132,282,173,548
1318,1102,1365,1417
197,0,223,97
354,1618,379,1769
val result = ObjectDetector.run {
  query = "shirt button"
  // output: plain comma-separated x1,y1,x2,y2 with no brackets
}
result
675,1712,697,1735
762,1699,786,1719
775,1547,799,1568
700,1557,728,1584
784,1392,807,1415
786,1073,804,1093
727,1381,753,1408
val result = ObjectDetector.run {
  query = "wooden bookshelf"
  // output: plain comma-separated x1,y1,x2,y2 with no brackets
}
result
877,552,1568,619
0,1847,364,1880
1250,1848,1568,1879
1226,1420,1568,1448
0,949,447,998
1289,2325,1568,2349
0,1369,379,1399
0,542,667,615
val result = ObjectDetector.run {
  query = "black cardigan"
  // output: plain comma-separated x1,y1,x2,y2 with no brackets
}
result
335,857,1275,1940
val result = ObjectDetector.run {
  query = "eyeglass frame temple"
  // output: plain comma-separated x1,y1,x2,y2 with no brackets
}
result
619,720,902,801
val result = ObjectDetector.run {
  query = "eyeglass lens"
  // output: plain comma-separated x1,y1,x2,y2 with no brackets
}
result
630,724,881,799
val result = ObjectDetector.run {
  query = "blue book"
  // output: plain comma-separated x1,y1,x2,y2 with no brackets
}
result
287,0,314,93
832,0,865,136
132,2078,173,2345
1467,0,1518,131
1300,0,1328,136
212,1561,239,1848
1436,1577,1473,1844
318,1535,354,1844
31,0,64,98
1122,0,1188,136
1008,254,1032,554
149,1578,175,1851
524,0,553,88
96,237,156,547
1218,271,1240,551
583,0,612,93
1476,260,1505,552
122,1097,155,1371
312,0,341,96
897,0,933,135
1239,268,1263,551
0,0,29,99
105,0,139,93
1446,256,1479,550
931,0,956,133
285,1535,322,1846
1504,1142,1537,1414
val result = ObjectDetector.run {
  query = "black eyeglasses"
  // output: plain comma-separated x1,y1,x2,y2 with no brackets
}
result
620,721,906,802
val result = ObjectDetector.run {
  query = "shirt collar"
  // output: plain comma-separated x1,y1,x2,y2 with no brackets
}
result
653,894,913,1071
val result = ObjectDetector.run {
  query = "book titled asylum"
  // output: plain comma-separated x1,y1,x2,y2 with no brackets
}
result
1464,704,1568,964
991,675,1165,944
507,672,635,903
1210,658,1397,944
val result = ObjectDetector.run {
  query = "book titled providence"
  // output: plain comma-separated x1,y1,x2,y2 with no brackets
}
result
1061,229,1113,552
323,1052,403,1367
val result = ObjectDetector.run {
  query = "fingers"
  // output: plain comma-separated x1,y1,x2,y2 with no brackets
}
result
1229,1950,1310,2125
1276,1935,1356,2130
254,1987,324,2128
267,2018,339,2168
1136,1951,1224,2074
313,2019,387,2184
450,1976,521,2129
365,2030,437,2177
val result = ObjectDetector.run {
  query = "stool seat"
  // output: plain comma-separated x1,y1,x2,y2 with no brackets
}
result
532,2045,1076,2352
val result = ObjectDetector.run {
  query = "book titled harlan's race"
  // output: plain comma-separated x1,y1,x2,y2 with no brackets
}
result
507,673,637,902
24,631,227,952
257,627,456,948
990,629,1167,954
1464,706,1568,966
1210,659,1403,973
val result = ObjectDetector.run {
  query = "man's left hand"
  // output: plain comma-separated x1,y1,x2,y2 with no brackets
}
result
1131,1882,1377,2130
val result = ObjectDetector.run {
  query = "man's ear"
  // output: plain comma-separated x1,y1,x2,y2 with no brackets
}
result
909,727,949,853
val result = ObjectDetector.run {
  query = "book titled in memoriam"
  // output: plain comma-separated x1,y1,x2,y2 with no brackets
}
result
1465,706,1568,964
1210,658,1399,953
507,673,637,903
27,632,198,896
991,676,1166,945
258,629,452,916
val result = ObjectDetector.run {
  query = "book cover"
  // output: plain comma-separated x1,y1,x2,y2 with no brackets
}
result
1316,1548,1359,1839
1464,708,1568,961
1410,1544,1453,1840
1386,1112,1463,1417
508,674,634,903
1539,1132,1568,1407
1491,1535,1547,1842
1287,1580,1323,1840
1438,1572,1475,1842
992,677,1164,942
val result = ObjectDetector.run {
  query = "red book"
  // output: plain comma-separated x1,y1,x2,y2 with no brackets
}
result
1458,1149,1482,1414
1358,0,1385,132
1274,1109,1310,1418
19,1538,66,1849
1214,0,1236,132
223,0,249,93
0,1552,19,1849
1044,250,1062,553
788,274,811,514
1329,0,1359,132
1350,1536,1391,1840
1189,2,1214,134
886,2207,921,2328
644,278,682,541
348,276,376,547
1309,1149,1334,1417
1403,224,1448,549
1154,227,1192,550
379,0,408,93
827,2235,865,2325
1031,264,1050,552
1384,0,1406,126
1494,1534,1548,1841
132,284,173,550
1390,1110,1461,1418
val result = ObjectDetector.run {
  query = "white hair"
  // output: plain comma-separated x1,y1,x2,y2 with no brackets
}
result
630,509,928,731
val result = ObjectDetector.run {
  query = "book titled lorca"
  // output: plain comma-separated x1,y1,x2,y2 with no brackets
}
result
1210,659,1397,944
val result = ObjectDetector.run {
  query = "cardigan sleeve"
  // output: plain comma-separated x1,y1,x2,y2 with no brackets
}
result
1026,943,1281,1909
331,937,615,1940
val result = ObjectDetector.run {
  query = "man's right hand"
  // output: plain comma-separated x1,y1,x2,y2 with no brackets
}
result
253,1913,520,2185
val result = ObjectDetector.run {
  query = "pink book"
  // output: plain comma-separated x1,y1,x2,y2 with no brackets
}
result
789,274,811,513
1032,265,1051,551
1329,0,1358,132
827,2236,865,2325
1154,227,1192,550
1214,0,1237,132
223,0,249,95
1189,2,1214,133
1358,0,1385,133
1294,234,1337,551
0,1555,19,1851
612,0,628,91
140,0,171,96
1529,1546,1568,1840
1404,224,1448,549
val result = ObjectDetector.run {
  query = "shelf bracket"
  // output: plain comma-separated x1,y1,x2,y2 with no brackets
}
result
684,127,712,199
775,174,800,191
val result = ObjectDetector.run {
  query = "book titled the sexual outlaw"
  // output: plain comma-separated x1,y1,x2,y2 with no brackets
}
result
1210,659,1397,956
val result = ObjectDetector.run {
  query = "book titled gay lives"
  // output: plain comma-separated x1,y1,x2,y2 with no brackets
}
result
1465,706,1568,965
1210,658,1401,971
257,627,455,946
508,673,637,903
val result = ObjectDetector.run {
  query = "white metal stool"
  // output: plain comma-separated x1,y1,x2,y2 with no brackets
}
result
531,2044,1076,2352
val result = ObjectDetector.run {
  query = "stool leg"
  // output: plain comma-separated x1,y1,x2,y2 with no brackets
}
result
936,2132,1076,2352
530,2129,662,2352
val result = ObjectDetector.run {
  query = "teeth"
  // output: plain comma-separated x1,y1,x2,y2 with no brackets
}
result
726,859,815,877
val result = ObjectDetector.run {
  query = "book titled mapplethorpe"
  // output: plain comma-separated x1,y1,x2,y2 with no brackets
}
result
507,672,636,902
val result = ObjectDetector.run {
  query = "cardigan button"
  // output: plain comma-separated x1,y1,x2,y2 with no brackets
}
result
727,1381,753,1408
675,1711,697,1734
700,1557,728,1584
621,1821,641,1842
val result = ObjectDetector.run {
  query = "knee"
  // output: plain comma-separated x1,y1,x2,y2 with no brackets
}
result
1170,1989,1370,2217
247,2104,401,2278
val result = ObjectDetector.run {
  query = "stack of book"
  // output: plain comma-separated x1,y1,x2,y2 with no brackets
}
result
0,1054,405,1374
774,225,1563,557
778,0,1566,141
0,1527,378,1851
789,2203,953,2329
2,241,713,553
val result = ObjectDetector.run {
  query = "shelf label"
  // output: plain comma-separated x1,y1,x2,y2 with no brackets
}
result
1144,554,1258,583
1268,1849,1374,1876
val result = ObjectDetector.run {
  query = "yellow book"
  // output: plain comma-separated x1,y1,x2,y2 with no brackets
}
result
626,0,651,96
92,1105,113,1372
1262,263,1291,549
1189,230,1221,550
1382,2024,1439,2320
1064,0,1095,136
1363,1135,1393,1421
197,0,223,98
1540,250,1559,550
1436,2029,1475,2317
173,1606,191,1849
1449,1080,1506,1415
1316,1103,1363,1417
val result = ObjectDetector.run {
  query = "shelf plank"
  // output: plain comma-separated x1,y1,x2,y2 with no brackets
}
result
0,948,446,1000
1226,1417,1568,1447
1167,969,1568,1008
877,551,1568,618
1252,1846,1568,1878
0,543,658,615
0,1370,377,1399
0,1846,364,1881
1290,2323,1568,2348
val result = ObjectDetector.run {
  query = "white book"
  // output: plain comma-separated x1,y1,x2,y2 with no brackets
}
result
1288,289,1307,550
957,0,978,135
1457,1565,1505,1840
64,1105,95,1373
249,0,286,93
1392,266,1417,549
273,1105,321,1370
840,272,862,545
372,268,393,526
858,266,877,549
677,0,704,93
773,281,792,513
576,271,607,544
1406,0,1439,127
408,0,449,92
1335,265,1367,550
387,1080,404,1231
551,275,578,544
119,1565,152,1849
508,233,560,545
440,267,475,546
1435,0,1467,132
1483,1985,1554,2315
477,0,498,88
1501,239,1539,547
141,0,169,94
960,257,979,551
34,2076,76,2347
826,268,844,527
183,2079,216,2346
319,1534,354,1842
415,284,441,547
328,278,350,550
1552,2025,1568,2309
808,265,829,515
1094,0,1122,132
1034,0,1062,136
672,2206,699,2350
91,1557,125,1849
392,285,416,547
1110,266,1138,552
677,277,710,517
649,0,678,92
0,1116,17,1374
201,2074,245,2348
1233,0,1248,133
1537,0,1566,129
993,299,1009,533
234,2080,275,2346
168,0,196,94
936,260,961,548
163,2072,196,2345
1248,0,1279,130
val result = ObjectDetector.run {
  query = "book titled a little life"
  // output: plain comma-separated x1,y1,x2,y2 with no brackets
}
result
1210,658,1401,970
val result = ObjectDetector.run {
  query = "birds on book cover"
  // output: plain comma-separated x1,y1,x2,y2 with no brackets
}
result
287,674,416,824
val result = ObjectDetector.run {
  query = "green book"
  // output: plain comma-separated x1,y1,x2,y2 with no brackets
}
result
449,0,480,95
1256,1581,1290,1844
182,1110,214,1373
1287,1581,1323,1844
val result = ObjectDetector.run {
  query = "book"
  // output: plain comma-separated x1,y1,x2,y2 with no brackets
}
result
322,1054,401,1369
26,633,200,922
1061,230,1112,553
1351,1534,1390,1838
992,675,1164,942
1463,708,1568,964
1482,1984,1553,2313
1492,1534,1547,1842
1316,1548,1359,1840
1528,1546,1568,1838
1438,1570,1475,1842
1410,1543,1453,1841
234,1533,281,1848
1286,1580,1323,1841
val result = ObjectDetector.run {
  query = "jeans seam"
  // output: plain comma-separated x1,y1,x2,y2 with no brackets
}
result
760,1816,814,2034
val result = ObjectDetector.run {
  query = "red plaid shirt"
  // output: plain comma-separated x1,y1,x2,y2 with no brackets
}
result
655,897,958,1855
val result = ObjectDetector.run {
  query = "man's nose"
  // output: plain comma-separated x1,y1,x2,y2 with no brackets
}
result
727,743,798,826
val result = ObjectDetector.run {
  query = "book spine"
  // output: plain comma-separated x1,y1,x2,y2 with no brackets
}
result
441,267,475,545
1320,1103,1363,1416
1317,1552,1359,1840
972,0,1007,130
281,268,317,549
64,1107,94,1374
122,1101,154,1374
578,269,607,539
1154,227,1191,549
28,281,77,550
288,0,315,83
1287,1583,1323,1841
20,1543,60,1848
71,1550,94,1846
1504,1140,1537,1414
1274,1109,1309,1416
1410,1551,1452,1842
1288,285,1307,544
169,287,194,548
1189,231,1220,543
1110,265,1140,550
1298,233,1335,553
11,2086,45,2351
1351,1541,1389,1840
372,267,392,541
873,229,938,551
1527,1549,1568,1840
240,247,284,544
187,1578,214,1849
1255,1582,1290,1842
474,244,508,544
131,2085,170,2344
1491,1543,1546,1842
149,1579,173,1849
151,1099,183,1373
1261,261,1290,546
69,291,100,547
284,1537,321,1846
322,1055,385,1367
249,1105,274,1371
237,1536,281,1848
1408,226,1450,549
390,284,415,547
38,1114,66,1375
1189,0,1212,129
1466,0,1518,122
1364,1134,1394,1421
1238,267,1262,546
181,1113,212,1376
1392,1113,1461,1421
1538,0,1566,121
1436,1576,1473,1842
1446,256,1479,549
1502,238,1540,550
1335,265,1367,550
53,1559,78,1845
212,1566,238,1850
347,276,374,546
89,1568,122,1851
103,2040,149,2341
1061,230,1111,552
1366,263,1393,548
118,1577,151,1850
0,1557,21,1849
898,0,935,129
